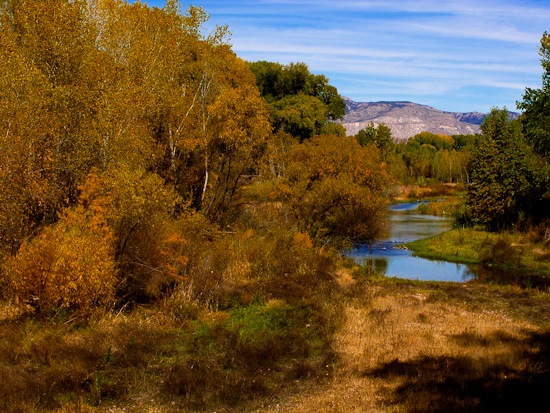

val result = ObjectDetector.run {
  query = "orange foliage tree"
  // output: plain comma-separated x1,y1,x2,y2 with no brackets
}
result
4,206,117,316
278,134,392,247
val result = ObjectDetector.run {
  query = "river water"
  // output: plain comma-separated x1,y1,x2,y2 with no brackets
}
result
347,202,476,282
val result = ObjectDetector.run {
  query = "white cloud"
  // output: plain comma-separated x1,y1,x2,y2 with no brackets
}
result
141,0,549,112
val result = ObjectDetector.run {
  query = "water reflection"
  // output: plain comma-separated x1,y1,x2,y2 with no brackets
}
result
347,202,476,282
360,256,476,282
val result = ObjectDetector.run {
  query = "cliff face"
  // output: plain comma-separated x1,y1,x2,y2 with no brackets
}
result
340,98,498,141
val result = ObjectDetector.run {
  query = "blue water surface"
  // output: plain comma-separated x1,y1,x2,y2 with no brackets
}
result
347,202,475,282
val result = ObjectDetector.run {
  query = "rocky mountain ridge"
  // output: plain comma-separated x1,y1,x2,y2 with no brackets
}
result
340,97,518,141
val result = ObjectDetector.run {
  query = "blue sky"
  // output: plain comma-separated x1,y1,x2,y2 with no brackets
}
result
138,0,549,114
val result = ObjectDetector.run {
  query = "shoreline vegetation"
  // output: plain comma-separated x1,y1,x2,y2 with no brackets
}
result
407,227,550,291
407,227,550,273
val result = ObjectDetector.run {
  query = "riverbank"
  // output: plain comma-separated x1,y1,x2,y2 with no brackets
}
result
407,228,550,280
392,184,464,217
392,183,465,202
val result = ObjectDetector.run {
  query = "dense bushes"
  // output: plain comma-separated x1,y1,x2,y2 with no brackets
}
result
4,206,117,316
0,222,342,410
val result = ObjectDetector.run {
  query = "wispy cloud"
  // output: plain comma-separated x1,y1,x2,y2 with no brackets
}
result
141,0,549,113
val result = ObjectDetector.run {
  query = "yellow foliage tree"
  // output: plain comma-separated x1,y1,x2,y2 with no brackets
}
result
78,165,183,302
5,206,117,316
0,0,106,253
204,77,271,221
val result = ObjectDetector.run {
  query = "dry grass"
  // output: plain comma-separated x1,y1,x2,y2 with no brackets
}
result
394,183,464,201
1,273,549,412
254,280,550,413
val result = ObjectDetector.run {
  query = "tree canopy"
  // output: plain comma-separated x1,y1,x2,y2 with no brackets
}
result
355,122,394,153
0,0,392,313
467,109,544,230
277,134,391,247
249,61,346,141
0,0,274,307
517,32,550,159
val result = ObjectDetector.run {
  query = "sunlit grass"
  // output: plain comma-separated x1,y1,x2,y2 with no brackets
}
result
416,197,462,217
407,228,550,278
256,280,550,412
407,228,491,264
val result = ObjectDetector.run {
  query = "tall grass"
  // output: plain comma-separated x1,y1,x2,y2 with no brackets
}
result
416,197,462,217
397,183,465,200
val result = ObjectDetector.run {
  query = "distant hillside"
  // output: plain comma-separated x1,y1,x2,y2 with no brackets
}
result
340,98,519,141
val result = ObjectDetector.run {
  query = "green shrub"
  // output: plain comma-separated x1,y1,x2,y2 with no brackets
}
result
479,235,522,269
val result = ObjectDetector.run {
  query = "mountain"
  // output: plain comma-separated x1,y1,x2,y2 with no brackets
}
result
339,97,519,141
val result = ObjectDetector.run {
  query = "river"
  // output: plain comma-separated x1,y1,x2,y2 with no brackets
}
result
347,202,476,282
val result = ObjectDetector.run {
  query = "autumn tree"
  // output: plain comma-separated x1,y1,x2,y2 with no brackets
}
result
77,166,191,303
408,132,455,150
0,0,274,308
0,0,271,252
89,0,217,203
91,0,271,219
0,0,103,253
4,205,117,316
408,133,472,183
0,0,396,319
278,134,391,247
203,76,271,222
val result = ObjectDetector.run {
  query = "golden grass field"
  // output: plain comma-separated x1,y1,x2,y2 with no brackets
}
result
253,277,550,413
